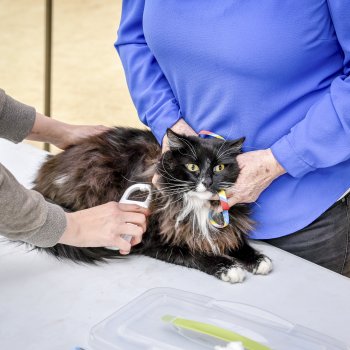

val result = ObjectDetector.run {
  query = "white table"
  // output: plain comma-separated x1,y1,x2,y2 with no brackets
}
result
0,139,350,350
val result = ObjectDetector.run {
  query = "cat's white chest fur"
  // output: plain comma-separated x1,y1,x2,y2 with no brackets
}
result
176,190,218,252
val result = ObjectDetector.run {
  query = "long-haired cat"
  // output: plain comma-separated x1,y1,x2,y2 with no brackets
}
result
32,127,272,283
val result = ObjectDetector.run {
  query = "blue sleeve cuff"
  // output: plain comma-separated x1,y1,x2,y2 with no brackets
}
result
145,99,182,144
270,135,316,178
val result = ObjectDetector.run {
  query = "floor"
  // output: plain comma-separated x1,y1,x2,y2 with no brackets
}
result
0,0,143,152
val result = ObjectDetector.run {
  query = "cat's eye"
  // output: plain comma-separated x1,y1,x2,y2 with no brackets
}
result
185,163,200,172
213,164,225,173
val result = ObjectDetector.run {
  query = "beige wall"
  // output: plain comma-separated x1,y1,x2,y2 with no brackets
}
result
0,0,143,152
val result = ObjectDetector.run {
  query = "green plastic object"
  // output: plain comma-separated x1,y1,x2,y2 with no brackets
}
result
162,315,272,350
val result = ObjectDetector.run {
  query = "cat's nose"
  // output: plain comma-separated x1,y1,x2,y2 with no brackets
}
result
202,178,213,188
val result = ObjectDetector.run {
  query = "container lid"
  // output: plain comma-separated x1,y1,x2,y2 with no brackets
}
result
89,287,347,350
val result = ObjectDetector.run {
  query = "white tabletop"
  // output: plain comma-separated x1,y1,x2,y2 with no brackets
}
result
0,139,350,350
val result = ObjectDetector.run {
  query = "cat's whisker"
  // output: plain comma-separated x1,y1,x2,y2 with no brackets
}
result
158,186,195,200
152,183,190,190
252,201,262,208
159,157,192,184
128,189,189,203
151,186,189,194
158,164,191,184
154,189,190,197
121,175,154,185
216,148,236,159
151,188,194,202
159,186,195,196
175,136,198,160
153,194,187,213
177,148,197,161
158,175,192,186
152,191,190,200
162,193,188,207
158,168,193,184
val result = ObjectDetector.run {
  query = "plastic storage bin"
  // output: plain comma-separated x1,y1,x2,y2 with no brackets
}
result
89,287,348,350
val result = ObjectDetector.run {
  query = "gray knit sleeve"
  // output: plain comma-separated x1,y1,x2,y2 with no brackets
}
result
0,89,36,143
0,163,67,247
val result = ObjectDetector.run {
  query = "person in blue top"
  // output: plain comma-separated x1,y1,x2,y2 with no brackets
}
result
114,1,350,276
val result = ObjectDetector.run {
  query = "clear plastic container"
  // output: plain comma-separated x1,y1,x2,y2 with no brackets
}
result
89,287,348,350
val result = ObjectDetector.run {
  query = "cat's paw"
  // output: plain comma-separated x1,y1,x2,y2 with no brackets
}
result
220,266,246,283
252,256,273,275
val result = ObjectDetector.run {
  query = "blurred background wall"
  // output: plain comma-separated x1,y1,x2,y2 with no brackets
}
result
0,0,143,152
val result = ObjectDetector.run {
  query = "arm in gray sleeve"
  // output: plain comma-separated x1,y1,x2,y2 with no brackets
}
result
0,88,36,143
0,163,67,247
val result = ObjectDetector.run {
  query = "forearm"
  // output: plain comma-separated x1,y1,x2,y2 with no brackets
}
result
0,89,70,147
0,163,67,247
26,112,70,145
0,89,36,143
115,0,183,144
261,149,286,179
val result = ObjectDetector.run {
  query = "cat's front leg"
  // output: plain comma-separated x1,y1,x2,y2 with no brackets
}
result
139,244,246,283
228,240,273,275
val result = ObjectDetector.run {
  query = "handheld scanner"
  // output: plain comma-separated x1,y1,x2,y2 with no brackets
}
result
106,183,152,250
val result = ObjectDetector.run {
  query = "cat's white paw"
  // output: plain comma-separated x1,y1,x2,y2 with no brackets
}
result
253,256,273,275
220,266,246,283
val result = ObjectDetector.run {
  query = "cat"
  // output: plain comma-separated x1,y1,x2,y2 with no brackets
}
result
32,127,272,283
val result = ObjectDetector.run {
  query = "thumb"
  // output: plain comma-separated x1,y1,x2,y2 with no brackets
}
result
216,196,239,211
152,173,161,189
227,196,240,208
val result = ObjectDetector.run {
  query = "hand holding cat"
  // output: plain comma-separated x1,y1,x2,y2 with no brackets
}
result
223,149,286,208
58,202,149,254
27,112,109,149
55,124,109,150
152,118,197,187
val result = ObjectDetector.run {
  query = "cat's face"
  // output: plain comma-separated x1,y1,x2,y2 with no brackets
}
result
156,129,244,200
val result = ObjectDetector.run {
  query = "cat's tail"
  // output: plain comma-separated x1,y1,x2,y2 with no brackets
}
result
37,244,124,264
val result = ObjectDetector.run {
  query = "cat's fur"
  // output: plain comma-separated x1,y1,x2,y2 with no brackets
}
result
33,127,272,283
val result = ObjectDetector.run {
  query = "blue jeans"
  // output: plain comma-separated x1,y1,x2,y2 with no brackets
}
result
265,194,350,277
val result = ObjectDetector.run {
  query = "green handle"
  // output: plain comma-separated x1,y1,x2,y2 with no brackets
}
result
162,315,272,350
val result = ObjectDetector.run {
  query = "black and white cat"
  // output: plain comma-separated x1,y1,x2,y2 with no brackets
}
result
32,127,272,283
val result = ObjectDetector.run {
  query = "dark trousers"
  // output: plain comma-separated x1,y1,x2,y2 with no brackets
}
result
265,194,350,277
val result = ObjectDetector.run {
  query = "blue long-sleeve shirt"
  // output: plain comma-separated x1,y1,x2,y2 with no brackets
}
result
115,0,350,239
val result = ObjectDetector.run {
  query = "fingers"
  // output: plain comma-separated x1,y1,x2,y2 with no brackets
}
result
130,235,142,246
113,236,132,253
216,198,237,212
227,196,240,208
118,203,150,216
122,212,147,232
116,225,143,254
152,173,161,189
118,229,143,255
210,193,219,200
119,250,130,255
120,223,144,240
105,202,148,253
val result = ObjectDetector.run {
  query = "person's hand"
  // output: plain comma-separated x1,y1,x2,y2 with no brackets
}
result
54,124,109,150
27,112,109,150
152,119,197,187
218,149,286,208
58,202,149,255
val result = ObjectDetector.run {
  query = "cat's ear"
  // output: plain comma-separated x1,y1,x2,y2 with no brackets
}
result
227,137,245,151
166,129,188,149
